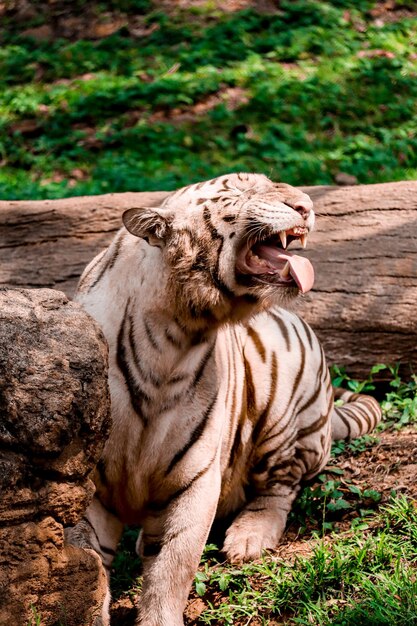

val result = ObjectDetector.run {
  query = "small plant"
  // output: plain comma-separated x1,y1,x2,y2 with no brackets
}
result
194,570,209,597
330,363,387,393
332,433,379,457
291,470,383,535
331,363,417,429
110,525,142,599
381,365,417,427
28,606,42,626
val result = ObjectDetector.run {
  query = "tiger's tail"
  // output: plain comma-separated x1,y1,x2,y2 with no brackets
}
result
331,387,382,441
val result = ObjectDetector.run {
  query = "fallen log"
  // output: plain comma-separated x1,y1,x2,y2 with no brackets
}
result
301,183,417,378
0,182,416,379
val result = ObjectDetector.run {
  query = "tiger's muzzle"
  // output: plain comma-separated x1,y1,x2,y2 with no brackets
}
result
235,223,315,294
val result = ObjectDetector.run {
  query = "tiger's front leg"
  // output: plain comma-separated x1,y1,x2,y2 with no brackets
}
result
223,419,331,563
223,443,326,564
223,481,298,563
136,463,221,626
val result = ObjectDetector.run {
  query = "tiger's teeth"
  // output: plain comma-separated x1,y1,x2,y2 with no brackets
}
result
300,233,308,249
280,262,290,278
279,231,287,249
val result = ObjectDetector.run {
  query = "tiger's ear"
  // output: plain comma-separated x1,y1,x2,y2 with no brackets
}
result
122,207,172,247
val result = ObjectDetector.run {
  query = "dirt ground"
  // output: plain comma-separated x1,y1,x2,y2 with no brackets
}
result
110,426,417,625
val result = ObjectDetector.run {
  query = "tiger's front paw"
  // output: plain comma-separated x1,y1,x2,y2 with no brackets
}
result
135,610,184,626
223,512,285,564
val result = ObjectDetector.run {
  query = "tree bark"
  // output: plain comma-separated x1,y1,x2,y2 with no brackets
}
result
0,182,416,378
297,183,417,378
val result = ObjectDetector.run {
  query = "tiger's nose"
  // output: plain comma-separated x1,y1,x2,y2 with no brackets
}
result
293,199,313,220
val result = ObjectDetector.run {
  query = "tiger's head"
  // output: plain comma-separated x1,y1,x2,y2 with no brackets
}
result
123,173,314,328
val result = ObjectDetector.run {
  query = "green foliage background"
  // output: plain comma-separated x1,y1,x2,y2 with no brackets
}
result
1,0,417,199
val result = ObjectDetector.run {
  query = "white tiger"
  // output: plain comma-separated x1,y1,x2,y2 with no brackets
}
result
66,172,381,626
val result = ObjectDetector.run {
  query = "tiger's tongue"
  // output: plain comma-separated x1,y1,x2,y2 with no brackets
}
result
257,245,315,294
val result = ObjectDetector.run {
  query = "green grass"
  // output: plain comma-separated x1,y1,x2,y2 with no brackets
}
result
194,497,417,625
1,1,417,199
28,606,42,626
28,605,66,626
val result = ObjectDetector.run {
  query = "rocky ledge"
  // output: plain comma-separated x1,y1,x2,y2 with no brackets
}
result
0,288,111,626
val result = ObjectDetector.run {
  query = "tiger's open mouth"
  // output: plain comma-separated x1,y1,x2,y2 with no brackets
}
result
235,226,315,293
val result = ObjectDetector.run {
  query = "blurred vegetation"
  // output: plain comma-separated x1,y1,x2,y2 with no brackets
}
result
0,0,417,199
